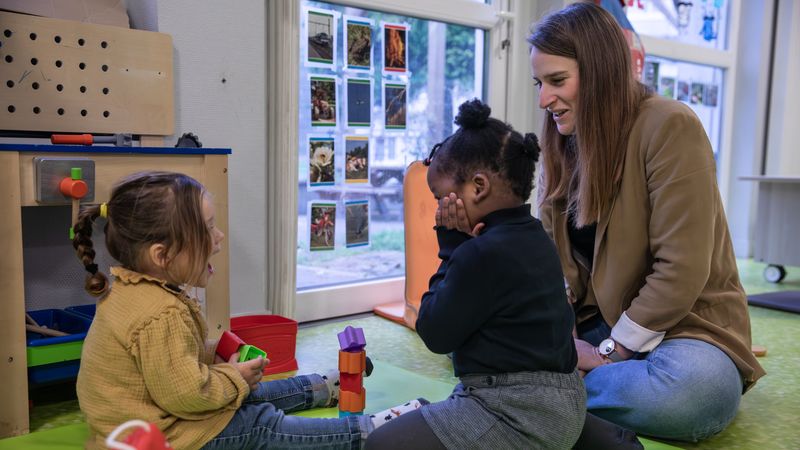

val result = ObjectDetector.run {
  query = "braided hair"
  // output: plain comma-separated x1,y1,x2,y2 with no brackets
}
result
426,98,541,201
72,171,212,296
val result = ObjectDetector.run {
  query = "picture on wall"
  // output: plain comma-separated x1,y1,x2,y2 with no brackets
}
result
346,78,371,127
307,9,335,65
643,61,659,92
310,202,336,251
345,16,372,71
659,77,676,98
311,76,336,127
690,82,705,105
383,23,408,73
677,80,690,102
345,136,369,183
345,200,370,248
384,82,407,130
309,136,335,187
704,84,719,107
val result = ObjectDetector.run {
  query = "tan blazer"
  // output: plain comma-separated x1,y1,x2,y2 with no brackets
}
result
539,95,765,389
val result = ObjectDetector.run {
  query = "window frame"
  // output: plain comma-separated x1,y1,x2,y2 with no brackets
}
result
287,0,515,322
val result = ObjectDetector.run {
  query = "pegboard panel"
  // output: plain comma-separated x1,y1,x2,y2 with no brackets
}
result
0,11,174,135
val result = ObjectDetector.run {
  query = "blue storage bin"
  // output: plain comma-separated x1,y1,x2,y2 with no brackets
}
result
28,360,81,385
26,309,93,385
64,303,97,321
26,309,92,347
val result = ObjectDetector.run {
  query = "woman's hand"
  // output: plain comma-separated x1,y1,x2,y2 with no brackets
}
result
574,338,611,374
230,354,269,391
436,193,484,237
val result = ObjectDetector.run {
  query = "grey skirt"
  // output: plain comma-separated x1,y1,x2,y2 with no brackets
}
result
421,370,586,450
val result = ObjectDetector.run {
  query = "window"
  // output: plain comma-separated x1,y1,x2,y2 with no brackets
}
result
625,0,729,50
297,1,485,291
643,56,724,159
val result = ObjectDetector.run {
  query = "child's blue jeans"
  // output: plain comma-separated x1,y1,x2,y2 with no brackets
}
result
201,373,373,449
580,320,743,442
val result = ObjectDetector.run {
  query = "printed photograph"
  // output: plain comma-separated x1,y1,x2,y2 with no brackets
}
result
643,61,659,92
345,200,370,248
307,10,334,65
384,24,407,73
704,84,719,107
310,203,336,251
346,18,372,70
659,77,676,99
311,77,336,126
677,80,690,102
309,137,335,186
690,82,705,105
347,78,371,127
384,82,407,129
345,136,369,183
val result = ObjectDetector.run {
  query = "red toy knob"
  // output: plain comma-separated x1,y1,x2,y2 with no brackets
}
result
60,178,89,199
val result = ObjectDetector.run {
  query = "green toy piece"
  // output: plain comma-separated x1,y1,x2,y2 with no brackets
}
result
237,344,267,362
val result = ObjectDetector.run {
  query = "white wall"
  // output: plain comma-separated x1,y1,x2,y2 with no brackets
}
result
764,0,800,176
157,0,268,315
726,1,775,257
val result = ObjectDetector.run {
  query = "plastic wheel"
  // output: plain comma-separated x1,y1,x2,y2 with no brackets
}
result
763,265,787,283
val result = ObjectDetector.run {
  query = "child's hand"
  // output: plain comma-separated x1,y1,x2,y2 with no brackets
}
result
574,338,611,373
437,193,485,237
230,353,269,391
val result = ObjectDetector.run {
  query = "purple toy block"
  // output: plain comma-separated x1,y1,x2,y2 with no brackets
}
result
338,326,366,352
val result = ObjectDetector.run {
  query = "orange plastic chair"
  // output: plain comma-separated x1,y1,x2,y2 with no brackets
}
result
373,161,439,329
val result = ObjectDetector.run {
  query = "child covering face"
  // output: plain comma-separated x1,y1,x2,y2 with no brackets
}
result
365,99,586,450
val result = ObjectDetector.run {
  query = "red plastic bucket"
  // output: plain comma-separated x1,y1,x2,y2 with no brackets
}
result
230,315,298,375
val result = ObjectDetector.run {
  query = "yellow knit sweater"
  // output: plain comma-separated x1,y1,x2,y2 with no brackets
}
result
77,267,248,450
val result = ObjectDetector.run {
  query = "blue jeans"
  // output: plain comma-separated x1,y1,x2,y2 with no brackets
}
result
201,374,373,449
580,321,743,442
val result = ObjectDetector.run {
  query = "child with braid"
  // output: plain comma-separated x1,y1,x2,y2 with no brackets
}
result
73,171,423,450
365,99,585,449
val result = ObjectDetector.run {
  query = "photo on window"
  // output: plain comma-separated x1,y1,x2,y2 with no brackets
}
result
382,23,408,74
345,16,373,72
306,8,337,66
346,77,371,127
298,0,485,290
309,202,337,251
345,200,370,248
310,76,337,127
384,81,407,130
658,76,675,99
308,136,336,187
690,82,704,105
345,136,369,184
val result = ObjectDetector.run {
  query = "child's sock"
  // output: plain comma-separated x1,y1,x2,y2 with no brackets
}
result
321,369,340,407
369,398,429,428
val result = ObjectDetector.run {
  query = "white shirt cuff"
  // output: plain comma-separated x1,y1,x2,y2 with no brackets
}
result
610,311,666,353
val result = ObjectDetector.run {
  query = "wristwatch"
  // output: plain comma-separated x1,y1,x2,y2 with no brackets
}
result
598,338,625,362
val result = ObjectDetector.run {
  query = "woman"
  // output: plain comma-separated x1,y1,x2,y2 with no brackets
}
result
528,2,765,442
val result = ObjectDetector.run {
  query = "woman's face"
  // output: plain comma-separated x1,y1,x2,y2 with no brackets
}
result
530,47,580,136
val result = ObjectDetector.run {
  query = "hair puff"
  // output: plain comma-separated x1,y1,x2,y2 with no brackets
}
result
454,98,491,129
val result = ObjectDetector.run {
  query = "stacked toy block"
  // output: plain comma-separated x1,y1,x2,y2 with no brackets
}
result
338,326,366,417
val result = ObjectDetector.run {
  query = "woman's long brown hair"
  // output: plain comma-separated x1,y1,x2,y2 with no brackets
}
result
528,2,650,226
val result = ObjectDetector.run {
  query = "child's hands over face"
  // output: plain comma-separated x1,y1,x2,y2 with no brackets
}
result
436,193,485,237
230,353,269,391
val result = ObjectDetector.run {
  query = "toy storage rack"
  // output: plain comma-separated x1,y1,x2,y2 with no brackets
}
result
0,144,231,438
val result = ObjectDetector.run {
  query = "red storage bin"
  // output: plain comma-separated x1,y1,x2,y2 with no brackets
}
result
230,315,298,375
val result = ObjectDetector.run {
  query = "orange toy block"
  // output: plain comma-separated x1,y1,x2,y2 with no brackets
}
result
340,372,363,392
339,387,366,413
338,350,366,374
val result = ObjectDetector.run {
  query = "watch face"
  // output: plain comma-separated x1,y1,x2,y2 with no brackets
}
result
599,339,615,355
